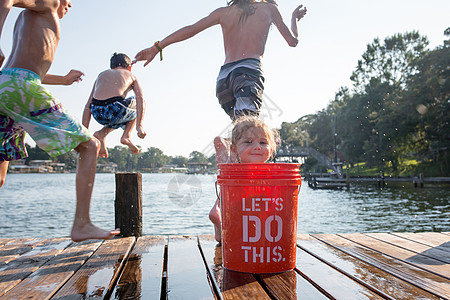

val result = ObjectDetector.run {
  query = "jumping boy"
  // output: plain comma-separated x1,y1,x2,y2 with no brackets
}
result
133,0,307,240
82,53,146,158
0,0,119,242
134,0,306,120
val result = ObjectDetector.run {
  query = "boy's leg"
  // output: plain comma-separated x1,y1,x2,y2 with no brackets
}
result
120,119,139,154
0,161,9,188
71,137,120,242
93,126,115,158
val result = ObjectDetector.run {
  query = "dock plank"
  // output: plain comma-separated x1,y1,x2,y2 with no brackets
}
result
296,241,385,299
298,234,440,299
112,236,166,299
0,238,45,264
258,269,329,300
0,238,71,297
1,239,102,299
340,233,450,279
51,237,135,299
198,235,271,299
391,232,450,252
0,239,14,248
313,233,450,299
365,232,450,263
167,236,214,299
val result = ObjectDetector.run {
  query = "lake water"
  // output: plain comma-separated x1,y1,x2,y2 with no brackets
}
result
0,173,449,239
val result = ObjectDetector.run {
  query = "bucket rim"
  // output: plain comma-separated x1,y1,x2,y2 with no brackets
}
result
217,178,302,186
218,163,301,173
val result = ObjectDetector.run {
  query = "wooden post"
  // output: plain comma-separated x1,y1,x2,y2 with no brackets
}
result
115,172,142,237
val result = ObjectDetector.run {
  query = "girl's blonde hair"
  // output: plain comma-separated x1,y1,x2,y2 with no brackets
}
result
231,116,279,160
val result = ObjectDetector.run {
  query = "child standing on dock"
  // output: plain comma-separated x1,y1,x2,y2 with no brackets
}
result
0,0,119,242
210,116,279,242
82,53,147,158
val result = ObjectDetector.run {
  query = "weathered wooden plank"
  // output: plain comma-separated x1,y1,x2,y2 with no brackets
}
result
0,239,14,248
166,236,214,299
0,238,71,297
341,233,450,279
313,233,450,299
51,237,135,299
365,232,450,264
298,234,441,299
1,239,102,299
296,238,384,299
0,238,45,264
112,236,166,299
198,235,270,299
258,269,329,300
391,232,450,253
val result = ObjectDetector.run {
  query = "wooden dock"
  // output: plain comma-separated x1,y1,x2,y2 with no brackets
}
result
0,232,449,299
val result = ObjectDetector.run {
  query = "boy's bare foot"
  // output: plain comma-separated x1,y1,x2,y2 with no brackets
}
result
121,137,139,154
94,130,109,158
209,200,222,242
71,222,120,242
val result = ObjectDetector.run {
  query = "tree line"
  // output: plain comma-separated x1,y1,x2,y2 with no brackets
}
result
279,29,449,176
23,144,215,172
19,29,449,176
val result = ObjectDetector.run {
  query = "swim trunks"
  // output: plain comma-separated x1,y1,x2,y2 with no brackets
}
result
0,68,92,161
90,96,137,130
216,58,265,119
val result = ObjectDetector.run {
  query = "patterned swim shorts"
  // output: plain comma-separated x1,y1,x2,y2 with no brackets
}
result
216,58,265,119
0,68,92,161
90,96,137,130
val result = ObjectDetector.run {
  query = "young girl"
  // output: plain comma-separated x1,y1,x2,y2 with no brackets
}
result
210,116,279,242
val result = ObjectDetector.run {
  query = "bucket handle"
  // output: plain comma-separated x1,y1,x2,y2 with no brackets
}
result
215,181,221,200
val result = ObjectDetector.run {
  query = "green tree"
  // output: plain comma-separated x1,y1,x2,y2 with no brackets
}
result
56,150,78,170
188,151,208,163
25,144,50,163
140,147,167,169
170,155,188,167
350,31,429,93
279,115,312,150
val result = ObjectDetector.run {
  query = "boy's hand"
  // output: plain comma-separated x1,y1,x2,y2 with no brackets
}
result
134,47,158,67
293,4,307,21
137,127,147,139
64,69,85,85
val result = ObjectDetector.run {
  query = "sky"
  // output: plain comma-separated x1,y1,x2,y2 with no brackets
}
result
1,0,449,158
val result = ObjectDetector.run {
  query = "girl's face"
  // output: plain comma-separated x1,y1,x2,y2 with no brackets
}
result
232,127,272,163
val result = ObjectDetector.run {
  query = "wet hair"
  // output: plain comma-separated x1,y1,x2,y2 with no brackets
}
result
228,0,278,23
110,53,132,69
231,116,279,160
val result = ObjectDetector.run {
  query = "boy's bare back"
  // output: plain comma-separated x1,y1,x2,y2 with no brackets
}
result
92,69,136,100
1,0,68,79
218,3,277,63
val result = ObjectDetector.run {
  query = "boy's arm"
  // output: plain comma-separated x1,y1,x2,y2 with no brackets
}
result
132,77,146,139
134,8,223,66
271,4,307,47
82,86,95,129
42,69,84,85
0,0,13,67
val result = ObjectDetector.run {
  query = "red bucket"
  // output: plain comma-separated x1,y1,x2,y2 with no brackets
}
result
218,163,301,273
